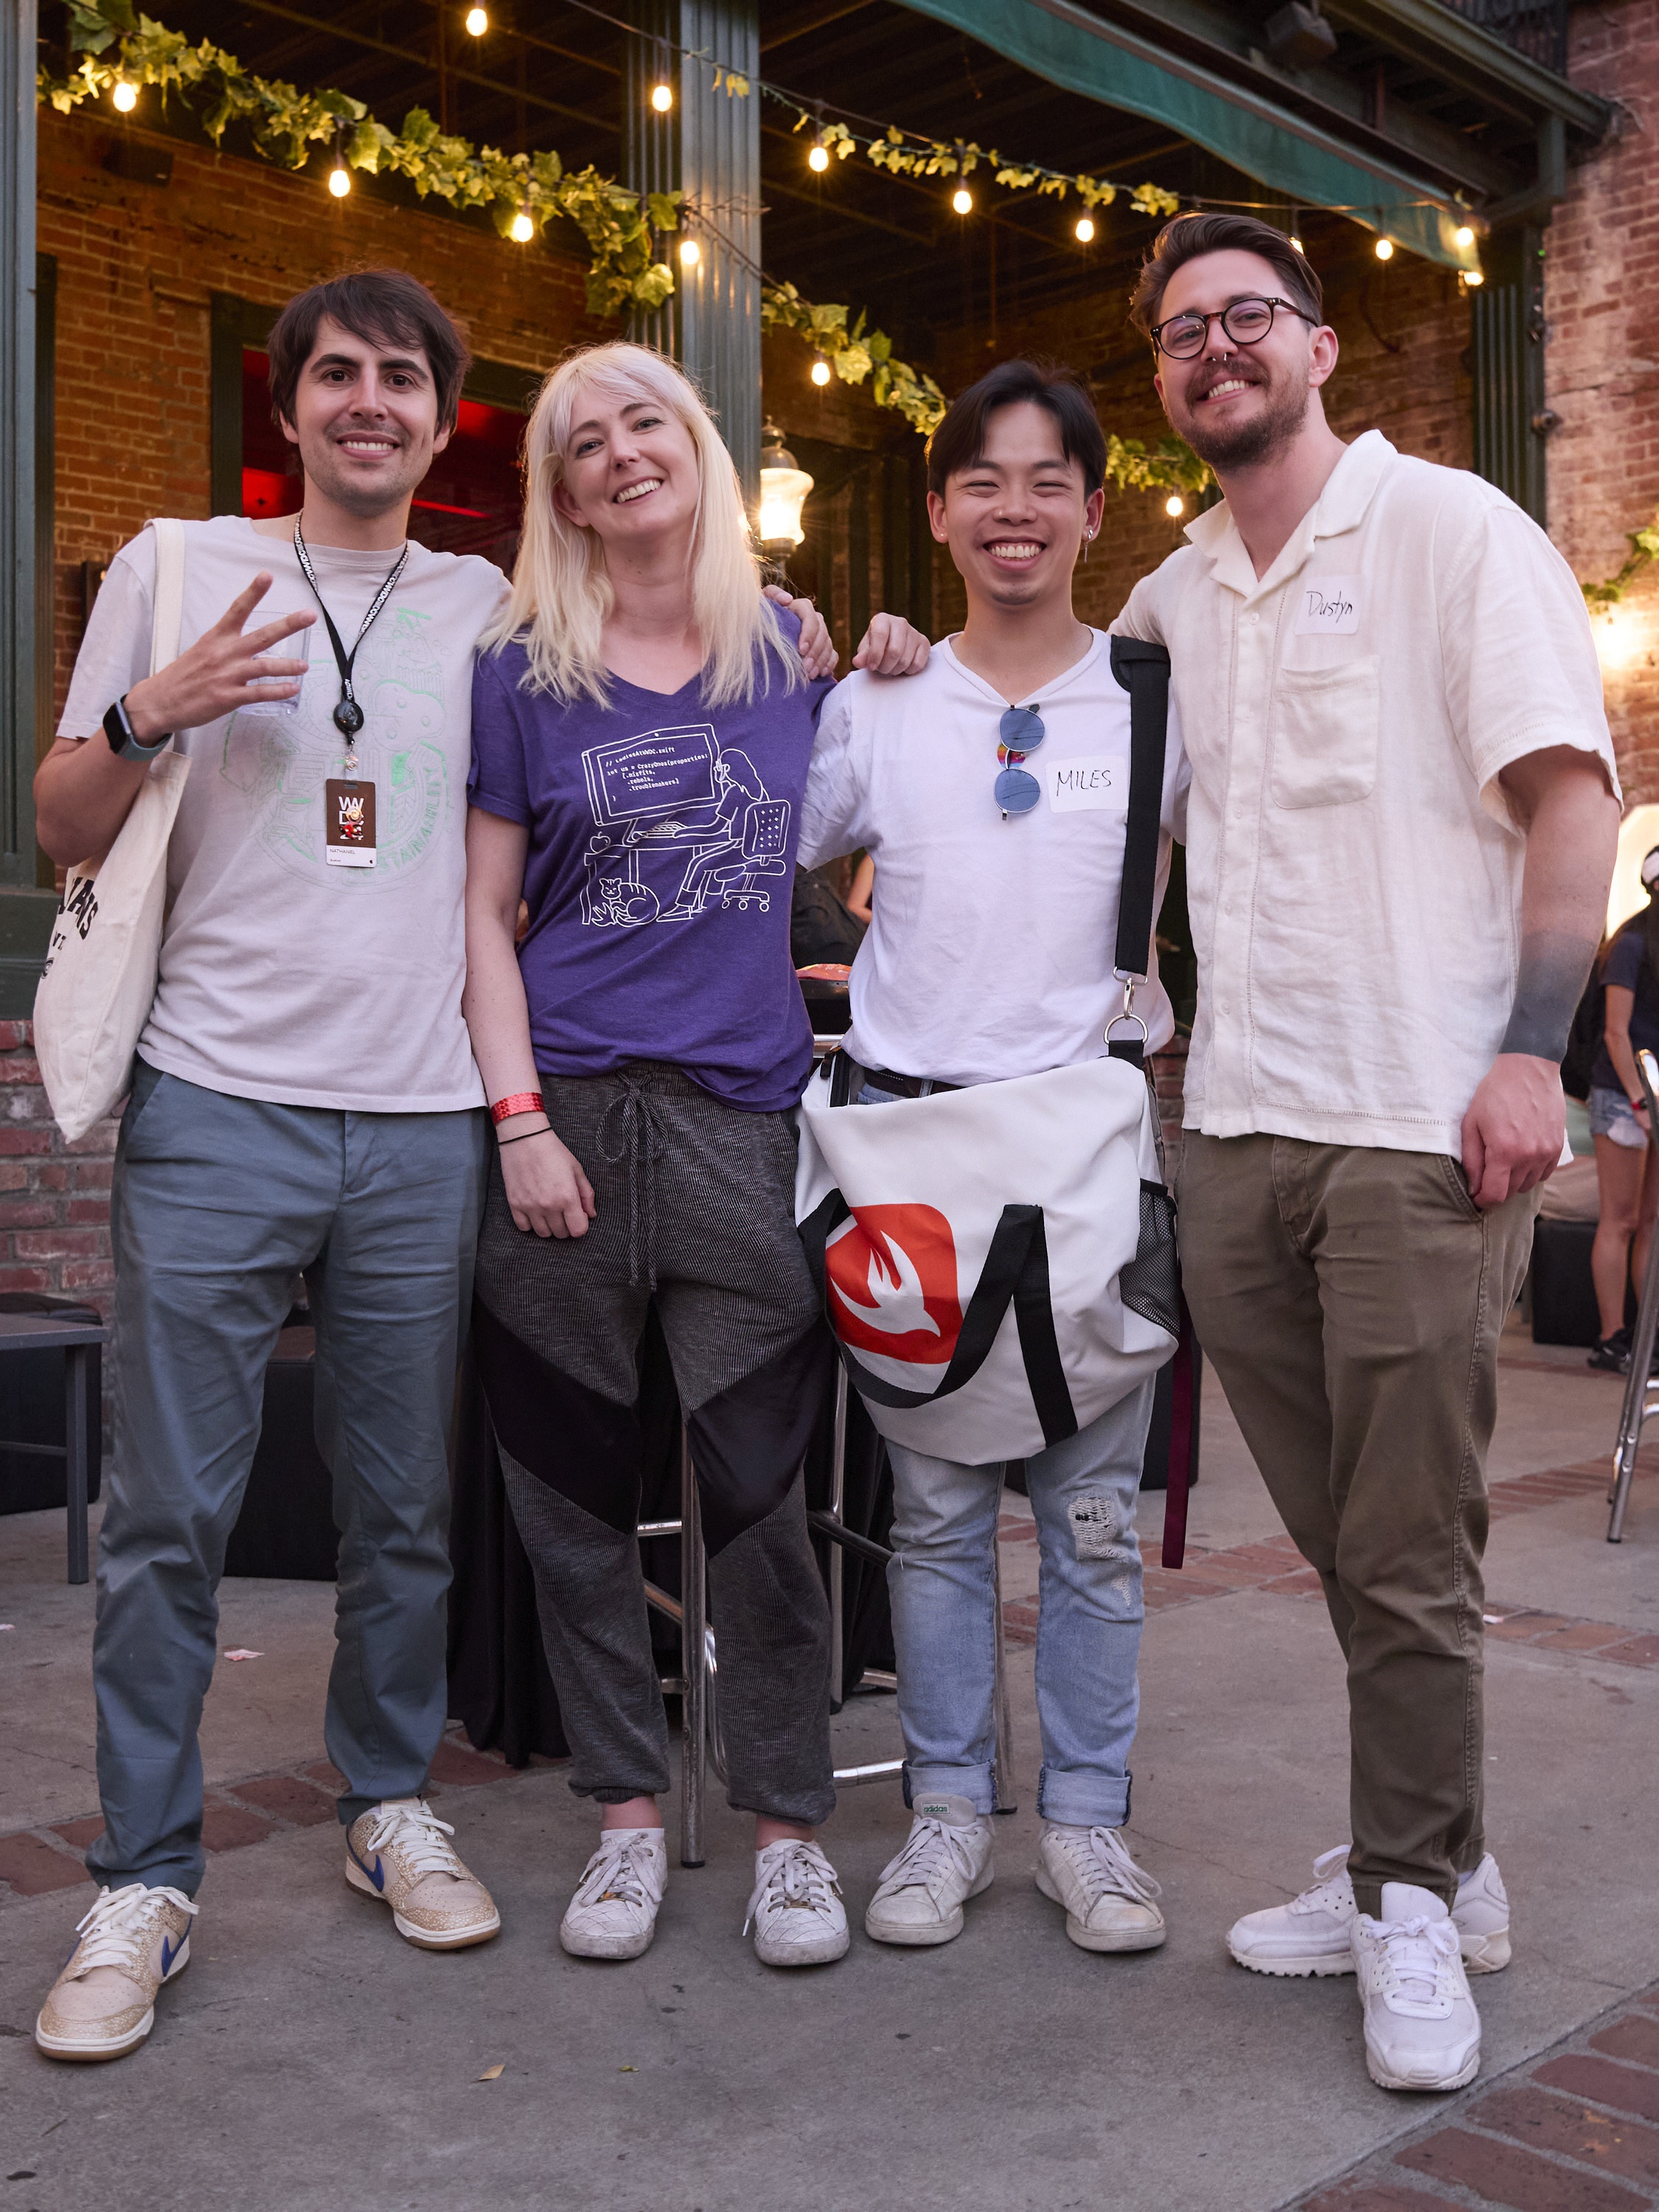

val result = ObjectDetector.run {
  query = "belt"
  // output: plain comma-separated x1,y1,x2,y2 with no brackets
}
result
850,1060,962,1100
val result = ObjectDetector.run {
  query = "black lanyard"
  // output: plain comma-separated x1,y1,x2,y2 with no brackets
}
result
292,521,410,746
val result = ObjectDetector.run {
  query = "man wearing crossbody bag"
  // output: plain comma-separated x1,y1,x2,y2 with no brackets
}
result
1113,214,1619,2094
798,359,1189,1955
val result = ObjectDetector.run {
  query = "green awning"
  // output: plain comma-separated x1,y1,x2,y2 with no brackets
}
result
896,0,1480,269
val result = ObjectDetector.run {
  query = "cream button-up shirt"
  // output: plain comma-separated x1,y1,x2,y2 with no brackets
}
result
1115,431,1617,1157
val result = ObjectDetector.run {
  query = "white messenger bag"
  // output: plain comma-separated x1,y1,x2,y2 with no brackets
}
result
35,518,191,1144
795,638,1182,1467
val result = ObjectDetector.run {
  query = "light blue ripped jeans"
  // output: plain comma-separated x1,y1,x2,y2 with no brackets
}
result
856,1080,1154,1826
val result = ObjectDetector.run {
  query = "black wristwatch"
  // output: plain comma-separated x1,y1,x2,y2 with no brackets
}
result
102,695,173,764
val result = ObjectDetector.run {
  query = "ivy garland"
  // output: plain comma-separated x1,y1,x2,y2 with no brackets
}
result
41,1,1211,493
1582,512,1659,610
791,111,1181,225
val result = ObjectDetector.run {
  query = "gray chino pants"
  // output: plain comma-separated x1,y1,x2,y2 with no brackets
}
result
90,1059,487,1897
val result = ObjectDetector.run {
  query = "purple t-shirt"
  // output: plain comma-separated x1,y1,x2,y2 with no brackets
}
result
469,619,831,1112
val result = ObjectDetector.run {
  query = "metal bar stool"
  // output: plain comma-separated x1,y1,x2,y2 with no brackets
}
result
1609,1046,1659,1541
0,1312,110,1585
642,1371,1019,1868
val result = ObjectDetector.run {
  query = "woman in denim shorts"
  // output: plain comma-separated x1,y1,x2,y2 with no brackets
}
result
1587,847,1659,1371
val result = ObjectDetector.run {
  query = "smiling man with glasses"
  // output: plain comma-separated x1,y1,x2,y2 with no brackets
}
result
1114,211,1619,2096
799,358,1189,1960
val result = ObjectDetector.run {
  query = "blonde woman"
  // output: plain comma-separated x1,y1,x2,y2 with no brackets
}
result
463,341,924,1969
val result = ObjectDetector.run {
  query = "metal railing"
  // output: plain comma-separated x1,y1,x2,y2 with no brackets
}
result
1433,0,1568,75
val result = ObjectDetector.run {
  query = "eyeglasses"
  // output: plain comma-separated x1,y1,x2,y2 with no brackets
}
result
1150,295,1317,361
995,704,1046,818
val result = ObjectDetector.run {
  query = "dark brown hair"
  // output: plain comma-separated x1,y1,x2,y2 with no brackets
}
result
1129,212,1324,344
925,358,1106,499
265,269,471,435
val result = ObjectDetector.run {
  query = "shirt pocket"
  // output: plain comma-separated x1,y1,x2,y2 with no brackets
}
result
1268,655,1380,810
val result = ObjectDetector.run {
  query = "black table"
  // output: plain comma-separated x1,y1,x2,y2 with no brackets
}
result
0,1313,110,1585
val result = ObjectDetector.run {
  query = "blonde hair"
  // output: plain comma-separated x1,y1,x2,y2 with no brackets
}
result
483,341,800,709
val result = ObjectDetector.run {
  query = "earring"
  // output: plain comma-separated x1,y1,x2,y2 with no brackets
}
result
1083,529,1094,563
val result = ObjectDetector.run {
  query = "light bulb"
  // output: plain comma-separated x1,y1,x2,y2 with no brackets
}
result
1454,223,1475,251
1289,234,1304,255
329,165,351,198
1374,236,1394,261
111,79,138,112
510,209,534,243
678,237,700,266
810,358,832,387
808,143,830,173
1074,216,1094,243
1463,268,1484,288
465,4,487,32
951,186,973,215
650,83,673,112
1165,494,1184,518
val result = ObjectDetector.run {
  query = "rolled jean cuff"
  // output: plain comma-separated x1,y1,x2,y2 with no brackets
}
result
904,1760,995,1818
1036,1764,1131,1829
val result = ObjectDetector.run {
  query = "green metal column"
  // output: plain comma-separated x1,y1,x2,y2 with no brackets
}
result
1471,224,1548,526
622,0,762,507
2,0,40,885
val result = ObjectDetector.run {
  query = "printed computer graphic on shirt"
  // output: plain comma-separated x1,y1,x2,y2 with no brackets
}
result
224,608,449,890
580,723,791,928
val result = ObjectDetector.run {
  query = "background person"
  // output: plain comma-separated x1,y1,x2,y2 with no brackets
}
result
1115,212,1618,2096
463,341,925,1970
1586,847,1659,1370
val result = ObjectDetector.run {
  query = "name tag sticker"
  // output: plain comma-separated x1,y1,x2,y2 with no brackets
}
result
324,779,376,868
1293,576,1362,635
1047,758,1123,814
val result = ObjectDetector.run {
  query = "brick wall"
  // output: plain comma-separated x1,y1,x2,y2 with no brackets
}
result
1548,0,1659,801
0,1023,116,1318
37,105,612,734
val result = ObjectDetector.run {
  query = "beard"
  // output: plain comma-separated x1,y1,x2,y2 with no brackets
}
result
1174,358,1312,470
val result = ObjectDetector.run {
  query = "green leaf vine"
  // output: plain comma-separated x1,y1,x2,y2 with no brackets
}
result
1582,512,1659,608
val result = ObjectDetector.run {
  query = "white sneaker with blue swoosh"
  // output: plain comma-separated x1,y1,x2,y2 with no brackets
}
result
346,1798,501,1950
35,1882,197,2062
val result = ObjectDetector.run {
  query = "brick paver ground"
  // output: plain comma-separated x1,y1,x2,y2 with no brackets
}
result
1297,1987,1659,2211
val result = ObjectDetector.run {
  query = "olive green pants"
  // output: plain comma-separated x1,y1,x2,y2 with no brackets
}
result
1176,1133,1540,1915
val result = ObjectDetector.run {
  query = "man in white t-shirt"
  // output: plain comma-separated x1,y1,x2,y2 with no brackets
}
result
29,271,518,2062
801,360,1188,1960
1113,213,1620,2096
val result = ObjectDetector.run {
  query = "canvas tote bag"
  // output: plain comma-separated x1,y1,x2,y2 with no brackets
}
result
35,518,191,1143
795,637,1181,1467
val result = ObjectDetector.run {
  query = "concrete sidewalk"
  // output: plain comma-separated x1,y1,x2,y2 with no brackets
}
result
0,1321,1655,2212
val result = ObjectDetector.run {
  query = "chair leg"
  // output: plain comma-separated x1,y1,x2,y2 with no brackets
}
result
64,1344,90,1587
680,1426,706,1868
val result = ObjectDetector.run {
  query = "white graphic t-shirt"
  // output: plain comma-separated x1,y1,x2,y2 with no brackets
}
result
58,516,508,1112
799,630,1190,1087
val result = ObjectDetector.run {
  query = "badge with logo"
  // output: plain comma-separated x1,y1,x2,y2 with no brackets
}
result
324,778,377,868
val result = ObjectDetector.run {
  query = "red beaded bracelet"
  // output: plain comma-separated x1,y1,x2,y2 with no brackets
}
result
490,1091,545,1126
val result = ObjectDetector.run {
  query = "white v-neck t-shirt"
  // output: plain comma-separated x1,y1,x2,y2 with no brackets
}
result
799,630,1189,1087
58,515,509,1113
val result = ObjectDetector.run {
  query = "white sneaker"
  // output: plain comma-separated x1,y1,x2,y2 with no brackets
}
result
1352,1882,1482,2092
864,1794,995,1947
1036,1823,1166,1953
1227,1846,1512,1978
35,1883,197,2062
560,1827,667,1961
744,1840,849,1968
346,1798,501,1950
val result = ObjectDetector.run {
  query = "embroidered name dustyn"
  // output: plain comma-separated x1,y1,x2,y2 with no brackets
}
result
324,779,377,868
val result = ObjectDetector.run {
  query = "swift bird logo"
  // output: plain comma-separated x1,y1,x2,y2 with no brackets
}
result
826,1204,964,1366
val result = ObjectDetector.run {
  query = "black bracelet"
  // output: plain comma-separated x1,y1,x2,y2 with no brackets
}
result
498,1125,552,1147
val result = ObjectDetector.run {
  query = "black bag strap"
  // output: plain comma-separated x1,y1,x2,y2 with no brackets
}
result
799,1189,1078,1448
1107,635,1172,1069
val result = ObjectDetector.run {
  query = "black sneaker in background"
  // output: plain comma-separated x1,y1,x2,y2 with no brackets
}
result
1587,1332,1631,1374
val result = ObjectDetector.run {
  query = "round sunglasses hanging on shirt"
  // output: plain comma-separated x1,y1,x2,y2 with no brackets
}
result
292,521,409,869
995,703,1046,818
